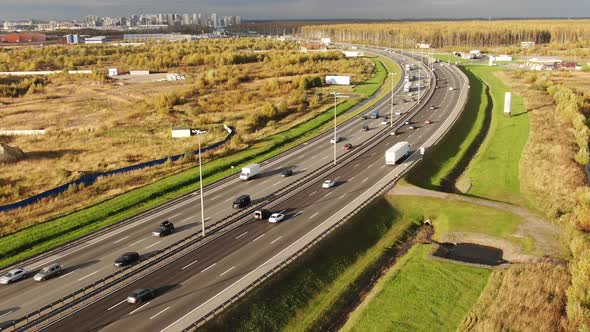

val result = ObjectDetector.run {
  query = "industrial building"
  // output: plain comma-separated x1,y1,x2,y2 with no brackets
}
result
0,33,46,43
123,34,193,42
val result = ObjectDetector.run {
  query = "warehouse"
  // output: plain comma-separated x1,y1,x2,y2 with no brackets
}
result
0,33,46,43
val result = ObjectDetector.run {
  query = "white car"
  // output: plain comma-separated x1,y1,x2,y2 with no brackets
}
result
0,268,27,284
268,213,285,223
381,120,390,126
390,131,398,136
322,180,336,188
449,87,455,91
395,111,402,116
330,137,341,144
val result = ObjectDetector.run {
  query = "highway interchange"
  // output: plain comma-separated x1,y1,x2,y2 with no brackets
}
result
0,46,467,331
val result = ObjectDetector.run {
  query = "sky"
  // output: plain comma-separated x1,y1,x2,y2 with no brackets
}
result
1,0,589,20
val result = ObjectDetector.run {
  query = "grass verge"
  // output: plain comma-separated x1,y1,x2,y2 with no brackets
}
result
201,196,419,332
0,56,399,269
342,244,491,332
404,66,491,191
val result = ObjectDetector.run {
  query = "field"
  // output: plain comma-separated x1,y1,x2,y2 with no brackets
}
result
341,244,491,332
457,66,530,206
0,38,376,232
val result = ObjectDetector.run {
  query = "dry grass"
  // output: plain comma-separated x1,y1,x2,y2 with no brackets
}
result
460,262,570,332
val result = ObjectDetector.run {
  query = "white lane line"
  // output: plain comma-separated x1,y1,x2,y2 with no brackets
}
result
324,191,333,197
59,269,78,279
309,212,319,219
252,234,265,242
129,238,147,246
293,211,303,218
235,231,248,240
354,163,360,168
179,217,192,224
77,271,99,281
113,236,130,244
201,263,217,273
301,168,308,172
145,240,162,249
224,197,233,202
210,195,222,201
107,299,127,311
309,191,317,196
381,165,386,169
0,310,14,318
349,176,355,181
220,266,235,277
335,176,341,181
150,307,170,320
367,163,374,168
181,259,199,270
272,181,281,187
260,179,271,185
339,194,346,200
298,154,306,159
270,236,282,244
371,152,376,156
169,213,181,219
362,177,369,183
129,302,151,316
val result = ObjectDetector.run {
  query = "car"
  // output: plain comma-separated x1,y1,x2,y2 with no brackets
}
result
404,120,412,125
254,209,271,220
429,105,436,110
449,87,455,91
280,169,293,177
425,120,432,124
322,180,336,188
152,220,174,237
268,213,285,223
34,263,62,281
232,195,251,209
381,120,390,126
390,130,398,136
408,126,416,130
114,252,140,267
361,125,369,132
395,111,402,116
127,288,154,304
343,143,353,150
0,268,28,284
329,136,341,144
361,115,368,120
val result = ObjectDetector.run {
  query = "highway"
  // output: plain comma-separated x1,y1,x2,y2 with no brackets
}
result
0,48,427,327
27,54,467,331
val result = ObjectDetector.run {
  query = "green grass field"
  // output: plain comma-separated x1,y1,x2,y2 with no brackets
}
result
390,195,533,254
405,66,491,191
342,244,491,332
460,66,529,206
0,56,399,269
202,196,419,332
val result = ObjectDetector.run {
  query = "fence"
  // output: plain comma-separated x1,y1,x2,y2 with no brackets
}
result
0,126,234,213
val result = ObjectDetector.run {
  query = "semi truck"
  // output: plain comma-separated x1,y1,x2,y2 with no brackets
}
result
239,164,261,180
385,142,410,165
403,82,412,93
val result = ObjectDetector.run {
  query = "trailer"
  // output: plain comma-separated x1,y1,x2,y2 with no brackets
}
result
385,142,410,165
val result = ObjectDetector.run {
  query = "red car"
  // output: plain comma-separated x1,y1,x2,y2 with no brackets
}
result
343,144,353,151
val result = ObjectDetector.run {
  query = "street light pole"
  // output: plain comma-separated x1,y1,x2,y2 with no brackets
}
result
192,129,207,237
390,72,396,128
333,92,337,166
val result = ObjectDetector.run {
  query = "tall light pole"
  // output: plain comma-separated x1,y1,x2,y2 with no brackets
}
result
192,129,207,237
390,72,396,128
330,91,350,166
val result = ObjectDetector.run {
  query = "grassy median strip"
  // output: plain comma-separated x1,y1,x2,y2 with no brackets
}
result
0,56,399,269
341,244,491,332
201,196,419,332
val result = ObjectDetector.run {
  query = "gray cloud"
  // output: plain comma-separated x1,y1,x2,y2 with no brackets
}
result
0,0,588,20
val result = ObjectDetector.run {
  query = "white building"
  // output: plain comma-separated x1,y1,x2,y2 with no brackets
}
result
172,128,192,138
85,36,108,44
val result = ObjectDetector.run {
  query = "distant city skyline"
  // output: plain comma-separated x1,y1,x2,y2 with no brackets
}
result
1,0,590,21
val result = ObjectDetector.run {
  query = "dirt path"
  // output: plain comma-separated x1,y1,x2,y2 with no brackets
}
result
390,185,564,259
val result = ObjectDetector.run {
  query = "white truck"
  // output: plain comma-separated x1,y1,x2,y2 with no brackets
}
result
239,164,261,180
385,142,410,165
404,74,410,82
404,64,411,71
403,82,411,93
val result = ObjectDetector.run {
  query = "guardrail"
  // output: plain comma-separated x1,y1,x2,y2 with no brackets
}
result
182,56,467,332
2,51,433,332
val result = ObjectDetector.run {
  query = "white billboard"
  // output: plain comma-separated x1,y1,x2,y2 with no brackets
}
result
320,37,331,45
325,76,351,86
343,51,364,58
504,92,512,115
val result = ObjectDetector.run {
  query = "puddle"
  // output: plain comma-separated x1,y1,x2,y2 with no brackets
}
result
433,243,507,266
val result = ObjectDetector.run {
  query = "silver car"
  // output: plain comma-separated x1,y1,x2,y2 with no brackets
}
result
0,268,28,284
34,263,62,281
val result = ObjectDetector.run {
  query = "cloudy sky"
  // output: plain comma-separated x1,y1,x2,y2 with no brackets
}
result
1,0,588,20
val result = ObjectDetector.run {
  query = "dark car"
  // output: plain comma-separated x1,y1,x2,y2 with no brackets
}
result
361,115,368,120
280,169,293,177
362,125,369,132
127,288,154,304
233,195,251,209
114,252,140,267
152,221,174,237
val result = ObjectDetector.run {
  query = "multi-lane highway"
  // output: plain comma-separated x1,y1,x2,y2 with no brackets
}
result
8,50,468,331
0,48,433,328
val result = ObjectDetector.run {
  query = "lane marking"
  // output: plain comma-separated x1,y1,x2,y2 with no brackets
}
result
210,195,221,201
309,212,319,219
181,259,199,270
381,165,386,169
179,217,192,224
301,168,307,172
129,238,147,246
107,299,127,311
349,176,355,181
272,181,281,187
129,302,151,316
169,213,181,219
324,191,333,197
309,191,317,197
362,177,369,183
252,234,265,242
353,164,360,168
293,211,303,218
201,263,217,273
145,241,162,249
150,307,170,320
270,236,282,244
235,231,248,240
367,163,374,168
339,194,346,200
113,236,130,244
224,197,233,202
371,152,376,156
59,269,78,279
334,176,341,181
77,271,99,281
0,310,14,318
220,266,235,277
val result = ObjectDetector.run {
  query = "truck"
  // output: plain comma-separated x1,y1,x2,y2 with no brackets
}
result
385,142,410,165
239,164,261,180
404,64,411,71
403,82,411,93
